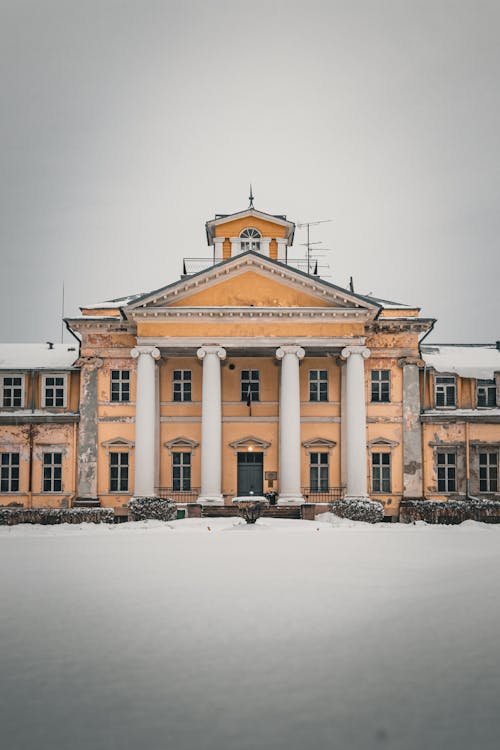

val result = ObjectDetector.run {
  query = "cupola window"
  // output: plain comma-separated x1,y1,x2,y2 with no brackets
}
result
239,227,261,252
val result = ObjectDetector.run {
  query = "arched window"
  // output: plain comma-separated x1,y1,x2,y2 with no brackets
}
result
239,227,261,252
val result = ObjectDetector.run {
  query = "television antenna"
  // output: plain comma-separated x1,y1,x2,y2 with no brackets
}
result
296,219,332,275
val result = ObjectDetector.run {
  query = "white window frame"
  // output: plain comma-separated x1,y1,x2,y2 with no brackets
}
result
241,369,260,402
479,451,498,493
239,227,261,252
172,451,192,491
0,373,25,408
476,379,497,408
41,373,68,408
371,452,391,493
371,370,390,403
110,369,131,403
436,451,457,493
109,451,129,492
173,370,192,402
42,451,63,493
435,375,457,408
309,370,328,402
0,452,20,493
309,451,329,491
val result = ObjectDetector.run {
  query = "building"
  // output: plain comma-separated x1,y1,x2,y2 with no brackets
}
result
1,201,499,519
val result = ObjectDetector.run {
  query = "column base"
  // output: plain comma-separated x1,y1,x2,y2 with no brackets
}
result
277,493,304,506
198,495,224,506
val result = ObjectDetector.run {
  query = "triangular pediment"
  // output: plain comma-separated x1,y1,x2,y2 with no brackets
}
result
126,252,380,314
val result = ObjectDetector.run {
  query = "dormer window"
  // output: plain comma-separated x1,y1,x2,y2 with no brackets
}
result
240,228,261,252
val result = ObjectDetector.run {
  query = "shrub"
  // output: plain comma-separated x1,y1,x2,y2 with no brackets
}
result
330,498,384,523
128,496,177,522
0,507,114,525
400,499,500,524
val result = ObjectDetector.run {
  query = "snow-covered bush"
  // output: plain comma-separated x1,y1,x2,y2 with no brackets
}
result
237,500,266,524
400,499,500,524
128,496,177,522
0,507,114,525
329,498,384,523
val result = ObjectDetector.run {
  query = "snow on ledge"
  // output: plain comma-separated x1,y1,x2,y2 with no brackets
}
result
0,343,79,370
422,344,500,379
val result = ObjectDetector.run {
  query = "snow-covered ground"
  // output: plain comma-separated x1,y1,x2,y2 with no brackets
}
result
1,516,499,750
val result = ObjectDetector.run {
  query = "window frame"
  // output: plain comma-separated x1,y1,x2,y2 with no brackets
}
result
436,451,457,493
479,451,498,493
435,375,457,408
109,451,129,492
0,452,20,493
239,227,261,252
172,370,192,403
172,451,192,491
0,373,25,408
110,369,131,403
309,370,328,402
41,373,68,408
241,369,260,402
42,451,63,493
370,370,391,403
371,452,391,493
476,379,497,408
309,451,329,491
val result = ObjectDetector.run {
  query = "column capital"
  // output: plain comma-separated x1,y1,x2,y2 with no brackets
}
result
75,356,103,370
398,356,425,368
197,345,226,361
131,346,161,360
341,345,370,361
276,345,305,360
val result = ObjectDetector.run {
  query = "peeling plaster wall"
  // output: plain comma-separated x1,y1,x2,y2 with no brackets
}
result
77,359,101,498
402,363,423,497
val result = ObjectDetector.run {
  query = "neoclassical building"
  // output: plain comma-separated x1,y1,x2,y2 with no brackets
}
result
1,202,499,519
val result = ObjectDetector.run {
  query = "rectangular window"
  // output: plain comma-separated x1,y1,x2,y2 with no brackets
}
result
310,452,329,491
173,370,192,402
42,375,66,407
309,370,328,402
241,370,260,402
372,452,391,493
0,453,20,492
43,452,62,493
437,452,456,493
111,370,130,402
371,370,390,403
109,452,129,492
479,452,498,493
1,375,24,408
172,451,191,491
477,379,497,408
435,376,456,407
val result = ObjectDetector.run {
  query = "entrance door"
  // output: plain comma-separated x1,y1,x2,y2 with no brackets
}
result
237,452,264,496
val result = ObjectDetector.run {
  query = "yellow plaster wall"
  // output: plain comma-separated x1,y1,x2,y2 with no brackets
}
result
137,321,365,338
215,216,288,260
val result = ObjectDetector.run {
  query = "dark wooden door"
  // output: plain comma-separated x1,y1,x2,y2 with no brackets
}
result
237,452,264,496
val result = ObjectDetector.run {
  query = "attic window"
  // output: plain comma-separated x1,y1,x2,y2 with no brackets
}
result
240,227,261,252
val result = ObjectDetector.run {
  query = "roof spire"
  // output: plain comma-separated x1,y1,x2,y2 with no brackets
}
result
249,184,254,208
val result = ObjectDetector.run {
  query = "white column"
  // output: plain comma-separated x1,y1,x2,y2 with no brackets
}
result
197,345,226,504
259,237,271,257
131,346,161,497
276,345,305,504
276,238,288,261
341,345,370,498
230,238,242,257
213,237,225,260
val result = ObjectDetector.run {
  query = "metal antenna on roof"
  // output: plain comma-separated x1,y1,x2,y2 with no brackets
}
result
249,184,255,208
296,219,332,275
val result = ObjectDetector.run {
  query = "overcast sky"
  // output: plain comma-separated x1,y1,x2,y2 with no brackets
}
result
1,0,499,343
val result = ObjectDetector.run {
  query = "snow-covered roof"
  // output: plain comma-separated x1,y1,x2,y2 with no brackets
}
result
81,293,144,310
422,344,500,379
0,343,79,370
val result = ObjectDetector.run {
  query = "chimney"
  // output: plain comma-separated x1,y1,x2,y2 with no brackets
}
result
46,341,54,350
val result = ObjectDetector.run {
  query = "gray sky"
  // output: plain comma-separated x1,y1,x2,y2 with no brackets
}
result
1,0,499,343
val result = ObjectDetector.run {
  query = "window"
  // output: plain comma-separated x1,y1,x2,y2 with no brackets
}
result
239,227,261,252
1,375,23,408
111,370,130,402
310,452,329,491
435,376,456,407
43,452,62,492
372,452,391,493
173,370,192,402
371,370,390,403
241,370,260,402
437,452,456,493
172,452,191,491
42,375,66,407
477,379,497,408
109,452,129,492
1,453,20,492
479,452,498,493
309,370,328,401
